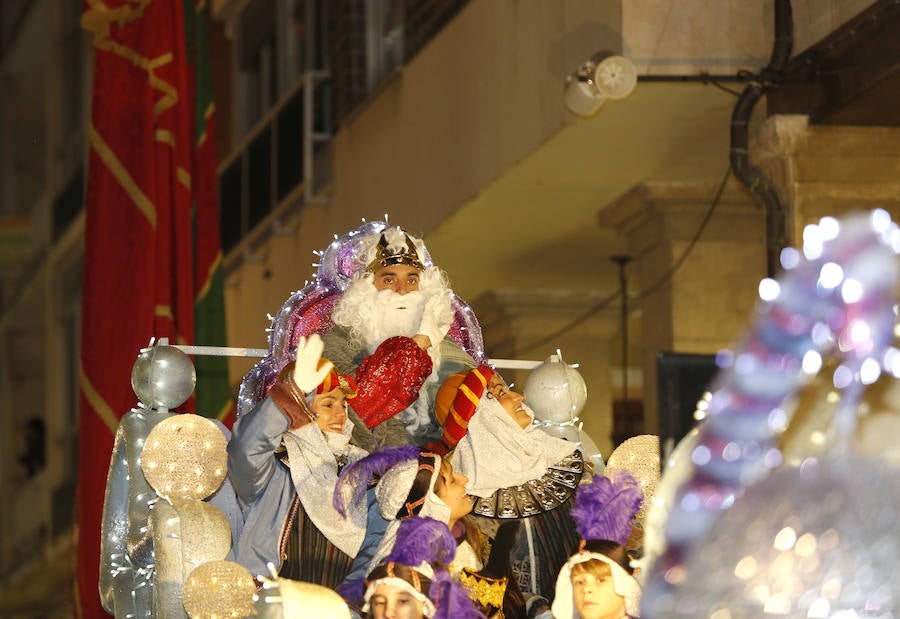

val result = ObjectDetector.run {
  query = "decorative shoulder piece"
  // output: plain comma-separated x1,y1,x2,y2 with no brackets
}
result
471,450,584,519
365,232,425,272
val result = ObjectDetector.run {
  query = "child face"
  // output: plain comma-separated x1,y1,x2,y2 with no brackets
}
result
369,584,425,619
572,568,626,619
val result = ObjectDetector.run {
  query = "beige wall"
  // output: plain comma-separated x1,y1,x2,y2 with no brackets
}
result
325,0,623,236
623,0,877,75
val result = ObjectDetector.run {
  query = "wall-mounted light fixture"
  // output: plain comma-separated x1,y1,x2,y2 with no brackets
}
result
564,53,637,117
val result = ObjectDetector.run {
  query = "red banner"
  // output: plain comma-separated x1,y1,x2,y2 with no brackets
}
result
77,1,195,615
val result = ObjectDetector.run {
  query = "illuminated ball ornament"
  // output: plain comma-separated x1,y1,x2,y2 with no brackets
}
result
140,415,228,500
648,457,900,618
605,434,660,521
524,355,588,423
182,560,257,619
131,344,197,409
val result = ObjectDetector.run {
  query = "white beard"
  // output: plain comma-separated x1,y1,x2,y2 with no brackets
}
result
333,272,451,355
361,288,427,352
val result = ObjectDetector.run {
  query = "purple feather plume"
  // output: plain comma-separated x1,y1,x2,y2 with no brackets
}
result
333,444,421,516
386,517,457,567
570,471,643,546
430,569,486,619
335,578,365,608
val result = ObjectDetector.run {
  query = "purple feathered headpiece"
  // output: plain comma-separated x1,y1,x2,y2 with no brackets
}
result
430,570,486,619
333,444,421,517
386,517,457,568
570,471,643,546
377,517,484,619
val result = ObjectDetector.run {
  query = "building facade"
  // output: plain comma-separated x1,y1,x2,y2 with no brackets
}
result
0,0,897,614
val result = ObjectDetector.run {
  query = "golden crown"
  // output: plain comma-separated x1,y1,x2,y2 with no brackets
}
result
365,232,425,272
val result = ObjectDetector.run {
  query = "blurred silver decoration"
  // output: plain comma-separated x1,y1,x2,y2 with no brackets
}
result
648,457,899,618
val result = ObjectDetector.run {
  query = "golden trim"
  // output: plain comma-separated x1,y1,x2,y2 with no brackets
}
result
155,129,175,146
217,401,235,422
195,252,222,302
155,305,174,321
177,167,191,190
82,4,179,120
90,125,158,230
197,104,215,147
80,367,119,434
459,567,507,609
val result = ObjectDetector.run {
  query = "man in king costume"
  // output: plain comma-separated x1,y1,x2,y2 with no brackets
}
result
237,221,485,449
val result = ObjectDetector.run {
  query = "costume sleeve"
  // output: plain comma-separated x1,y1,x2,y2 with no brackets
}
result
227,396,290,505
351,336,433,428
339,487,389,596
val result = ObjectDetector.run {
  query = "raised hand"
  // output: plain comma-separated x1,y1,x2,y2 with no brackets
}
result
291,334,334,393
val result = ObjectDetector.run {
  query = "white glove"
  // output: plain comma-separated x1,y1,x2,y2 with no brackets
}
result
416,292,453,350
291,334,334,393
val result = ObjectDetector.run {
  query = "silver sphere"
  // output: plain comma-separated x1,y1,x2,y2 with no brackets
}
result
131,345,196,409
523,357,588,423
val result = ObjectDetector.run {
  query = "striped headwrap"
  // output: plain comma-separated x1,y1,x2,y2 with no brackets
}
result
316,363,358,398
434,365,495,449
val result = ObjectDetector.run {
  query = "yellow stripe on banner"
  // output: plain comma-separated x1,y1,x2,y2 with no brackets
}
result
147,52,173,70
156,305,174,321
80,367,119,434
196,0,207,12
155,129,175,146
90,125,158,230
177,167,191,190
196,252,222,302
197,104,216,147
217,401,235,422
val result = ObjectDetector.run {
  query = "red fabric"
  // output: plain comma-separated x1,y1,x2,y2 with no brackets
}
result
77,2,194,616
440,365,494,449
352,336,433,428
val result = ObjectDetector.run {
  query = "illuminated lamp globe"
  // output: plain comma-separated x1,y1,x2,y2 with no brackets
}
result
131,344,196,409
524,356,588,423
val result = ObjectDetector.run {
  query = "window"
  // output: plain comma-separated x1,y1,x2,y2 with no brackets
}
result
365,0,405,92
